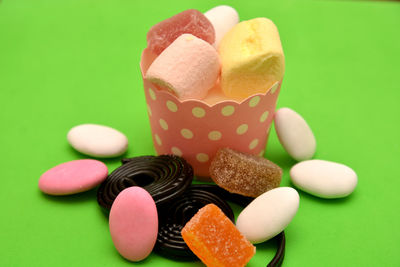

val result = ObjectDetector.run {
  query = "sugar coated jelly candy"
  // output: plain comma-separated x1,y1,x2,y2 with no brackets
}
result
181,204,255,267
147,9,215,55
209,148,282,198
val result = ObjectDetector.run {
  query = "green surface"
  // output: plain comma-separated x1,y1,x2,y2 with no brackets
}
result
1,0,399,266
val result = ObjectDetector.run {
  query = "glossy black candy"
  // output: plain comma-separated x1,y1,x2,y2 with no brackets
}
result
96,154,285,266
97,155,193,210
155,184,234,260
268,231,285,267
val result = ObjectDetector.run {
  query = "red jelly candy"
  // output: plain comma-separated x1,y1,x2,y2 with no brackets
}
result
147,9,215,55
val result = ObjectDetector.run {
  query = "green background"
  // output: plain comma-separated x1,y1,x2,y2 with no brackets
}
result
1,0,399,266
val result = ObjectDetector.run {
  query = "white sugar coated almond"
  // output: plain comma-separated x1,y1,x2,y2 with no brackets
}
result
236,187,299,244
290,159,357,198
204,5,239,47
67,124,128,158
274,107,316,161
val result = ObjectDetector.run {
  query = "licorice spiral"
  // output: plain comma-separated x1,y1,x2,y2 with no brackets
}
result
97,155,193,211
155,184,234,260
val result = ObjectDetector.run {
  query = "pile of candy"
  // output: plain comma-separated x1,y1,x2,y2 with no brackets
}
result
38,5,358,267
145,6,284,103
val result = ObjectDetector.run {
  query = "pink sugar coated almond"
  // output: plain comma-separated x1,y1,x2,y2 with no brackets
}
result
181,204,256,267
109,187,158,262
147,9,215,55
210,148,282,198
38,159,108,195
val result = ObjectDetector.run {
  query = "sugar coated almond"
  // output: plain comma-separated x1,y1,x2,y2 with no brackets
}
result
204,5,239,47
290,159,357,198
38,159,108,195
67,124,128,158
236,187,299,244
109,187,158,262
274,107,316,161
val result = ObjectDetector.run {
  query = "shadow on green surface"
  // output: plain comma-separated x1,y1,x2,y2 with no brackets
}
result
39,185,99,204
292,180,357,205
246,238,280,267
264,147,297,171
66,144,127,166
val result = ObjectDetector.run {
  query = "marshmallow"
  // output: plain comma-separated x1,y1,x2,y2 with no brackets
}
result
218,18,285,100
146,34,220,100
204,5,239,47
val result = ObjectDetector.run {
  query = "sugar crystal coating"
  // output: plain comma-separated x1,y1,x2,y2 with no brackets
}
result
218,18,284,100
145,34,220,100
147,9,215,55
181,204,255,267
210,148,282,197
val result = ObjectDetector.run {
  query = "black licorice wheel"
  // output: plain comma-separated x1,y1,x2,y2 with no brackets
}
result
268,231,285,267
193,183,254,206
97,155,193,211
155,184,234,260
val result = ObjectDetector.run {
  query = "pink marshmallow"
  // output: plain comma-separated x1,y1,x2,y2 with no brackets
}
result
145,34,220,101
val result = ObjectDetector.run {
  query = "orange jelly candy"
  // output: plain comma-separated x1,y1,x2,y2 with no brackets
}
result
181,204,256,267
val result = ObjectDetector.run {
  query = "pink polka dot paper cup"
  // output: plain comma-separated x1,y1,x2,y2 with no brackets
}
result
140,49,282,178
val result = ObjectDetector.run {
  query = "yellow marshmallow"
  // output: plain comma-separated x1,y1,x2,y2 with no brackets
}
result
218,18,285,100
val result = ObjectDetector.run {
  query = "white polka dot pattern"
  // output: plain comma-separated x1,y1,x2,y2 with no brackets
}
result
141,50,282,177
249,138,259,150
171,147,182,156
236,124,248,135
166,100,178,112
149,88,156,100
155,134,162,146
208,131,222,141
196,153,209,163
260,111,269,122
192,107,206,118
270,82,279,94
181,129,194,139
221,105,235,116
249,96,261,107
159,119,168,130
